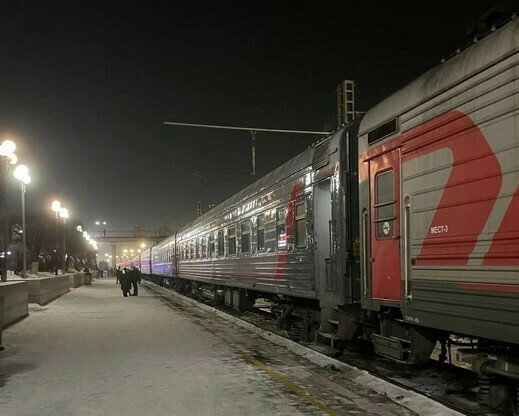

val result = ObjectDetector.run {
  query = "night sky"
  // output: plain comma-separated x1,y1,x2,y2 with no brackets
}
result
0,0,500,237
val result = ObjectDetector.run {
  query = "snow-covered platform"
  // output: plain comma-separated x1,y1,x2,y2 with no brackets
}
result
0,278,462,416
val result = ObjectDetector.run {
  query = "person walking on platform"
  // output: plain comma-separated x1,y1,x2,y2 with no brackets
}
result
120,268,131,297
116,266,122,284
129,267,139,296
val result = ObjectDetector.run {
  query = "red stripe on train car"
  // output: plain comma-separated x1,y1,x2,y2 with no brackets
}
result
274,182,304,279
460,283,519,294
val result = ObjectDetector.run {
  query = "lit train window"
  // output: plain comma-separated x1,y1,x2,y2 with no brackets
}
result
202,237,207,258
257,215,265,252
295,202,307,248
218,230,224,256
229,225,237,255
208,234,215,258
375,170,395,238
241,221,251,253
276,208,286,250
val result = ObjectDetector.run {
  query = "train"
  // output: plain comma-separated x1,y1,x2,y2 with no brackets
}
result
126,16,519,413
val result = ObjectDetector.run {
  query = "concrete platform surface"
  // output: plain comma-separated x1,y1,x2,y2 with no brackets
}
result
0,279,423,416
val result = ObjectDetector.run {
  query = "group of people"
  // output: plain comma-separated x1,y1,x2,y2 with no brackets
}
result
116,266,141,297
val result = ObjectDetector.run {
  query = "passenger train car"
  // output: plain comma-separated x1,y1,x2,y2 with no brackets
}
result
128,16,519,412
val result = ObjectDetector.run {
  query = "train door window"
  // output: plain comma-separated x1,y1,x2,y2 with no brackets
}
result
229,225,237,255
201,237,207,259
195,238,200,259
295,202,307,248
208,234,215,258
375,170,395,238
241,221,251,253
276,208,286,250
217,230,224,256
257,214,265,252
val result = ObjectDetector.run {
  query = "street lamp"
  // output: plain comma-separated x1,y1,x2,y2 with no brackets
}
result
51,200,61,274
13,165,31,278
59,207,69,273
95,220,107,237
0,139,17,282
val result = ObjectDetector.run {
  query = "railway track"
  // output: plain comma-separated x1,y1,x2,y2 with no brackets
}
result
144,280,502,416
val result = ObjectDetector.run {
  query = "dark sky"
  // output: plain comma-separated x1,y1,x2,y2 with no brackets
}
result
0,0,500,234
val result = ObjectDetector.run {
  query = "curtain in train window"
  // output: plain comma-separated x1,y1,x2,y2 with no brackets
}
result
208,234,215,258
217,230,224,256
276,208,286,250
375,170,395,238
257,214,265,252
241,221,251,253
295,202,307,248
228,225,237,255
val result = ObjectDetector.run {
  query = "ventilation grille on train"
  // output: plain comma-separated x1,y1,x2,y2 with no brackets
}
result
312,142,330,170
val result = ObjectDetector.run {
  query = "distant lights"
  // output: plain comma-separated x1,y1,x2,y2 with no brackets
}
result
59,207,69,220
51,200,61,213
0,139,17,164
13,164,31,184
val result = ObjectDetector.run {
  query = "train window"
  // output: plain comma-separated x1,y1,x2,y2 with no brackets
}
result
375,170,395,238
217,230,224,256
208,234,215,258
190,241,194,259
295,202,307,248
196,238,200,259
276,208,286,250
228,225,237,255
201,237,207,258
257,214,265,252
241,221,251,253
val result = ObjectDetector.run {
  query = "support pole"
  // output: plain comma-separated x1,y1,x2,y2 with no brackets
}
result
250,130,257,176
62,218,67,273
21,182,26,278
111,242,117,270
1,160,8,282
163,121,330,176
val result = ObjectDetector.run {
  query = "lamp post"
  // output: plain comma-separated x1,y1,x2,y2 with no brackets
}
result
0,139,17,282
13,165,31,278
95,220,107,237
59,207,69,273
51,200,61,274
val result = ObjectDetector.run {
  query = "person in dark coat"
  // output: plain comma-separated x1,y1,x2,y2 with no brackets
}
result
116,266,122,284
120,268,131,297
129,267,139,296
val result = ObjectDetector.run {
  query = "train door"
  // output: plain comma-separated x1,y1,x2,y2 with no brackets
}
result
314,179,332,293
369,149,401,301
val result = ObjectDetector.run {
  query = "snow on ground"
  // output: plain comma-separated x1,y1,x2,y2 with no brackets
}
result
1,279,327,415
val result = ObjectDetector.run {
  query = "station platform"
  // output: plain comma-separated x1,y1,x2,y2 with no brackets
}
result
0,278,460,416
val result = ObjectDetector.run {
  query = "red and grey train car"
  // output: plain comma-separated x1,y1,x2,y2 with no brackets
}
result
133,17,519,408
139,120,361,341
358,16,519,384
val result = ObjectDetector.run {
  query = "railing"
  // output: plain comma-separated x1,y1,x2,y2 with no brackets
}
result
88,229,171,239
